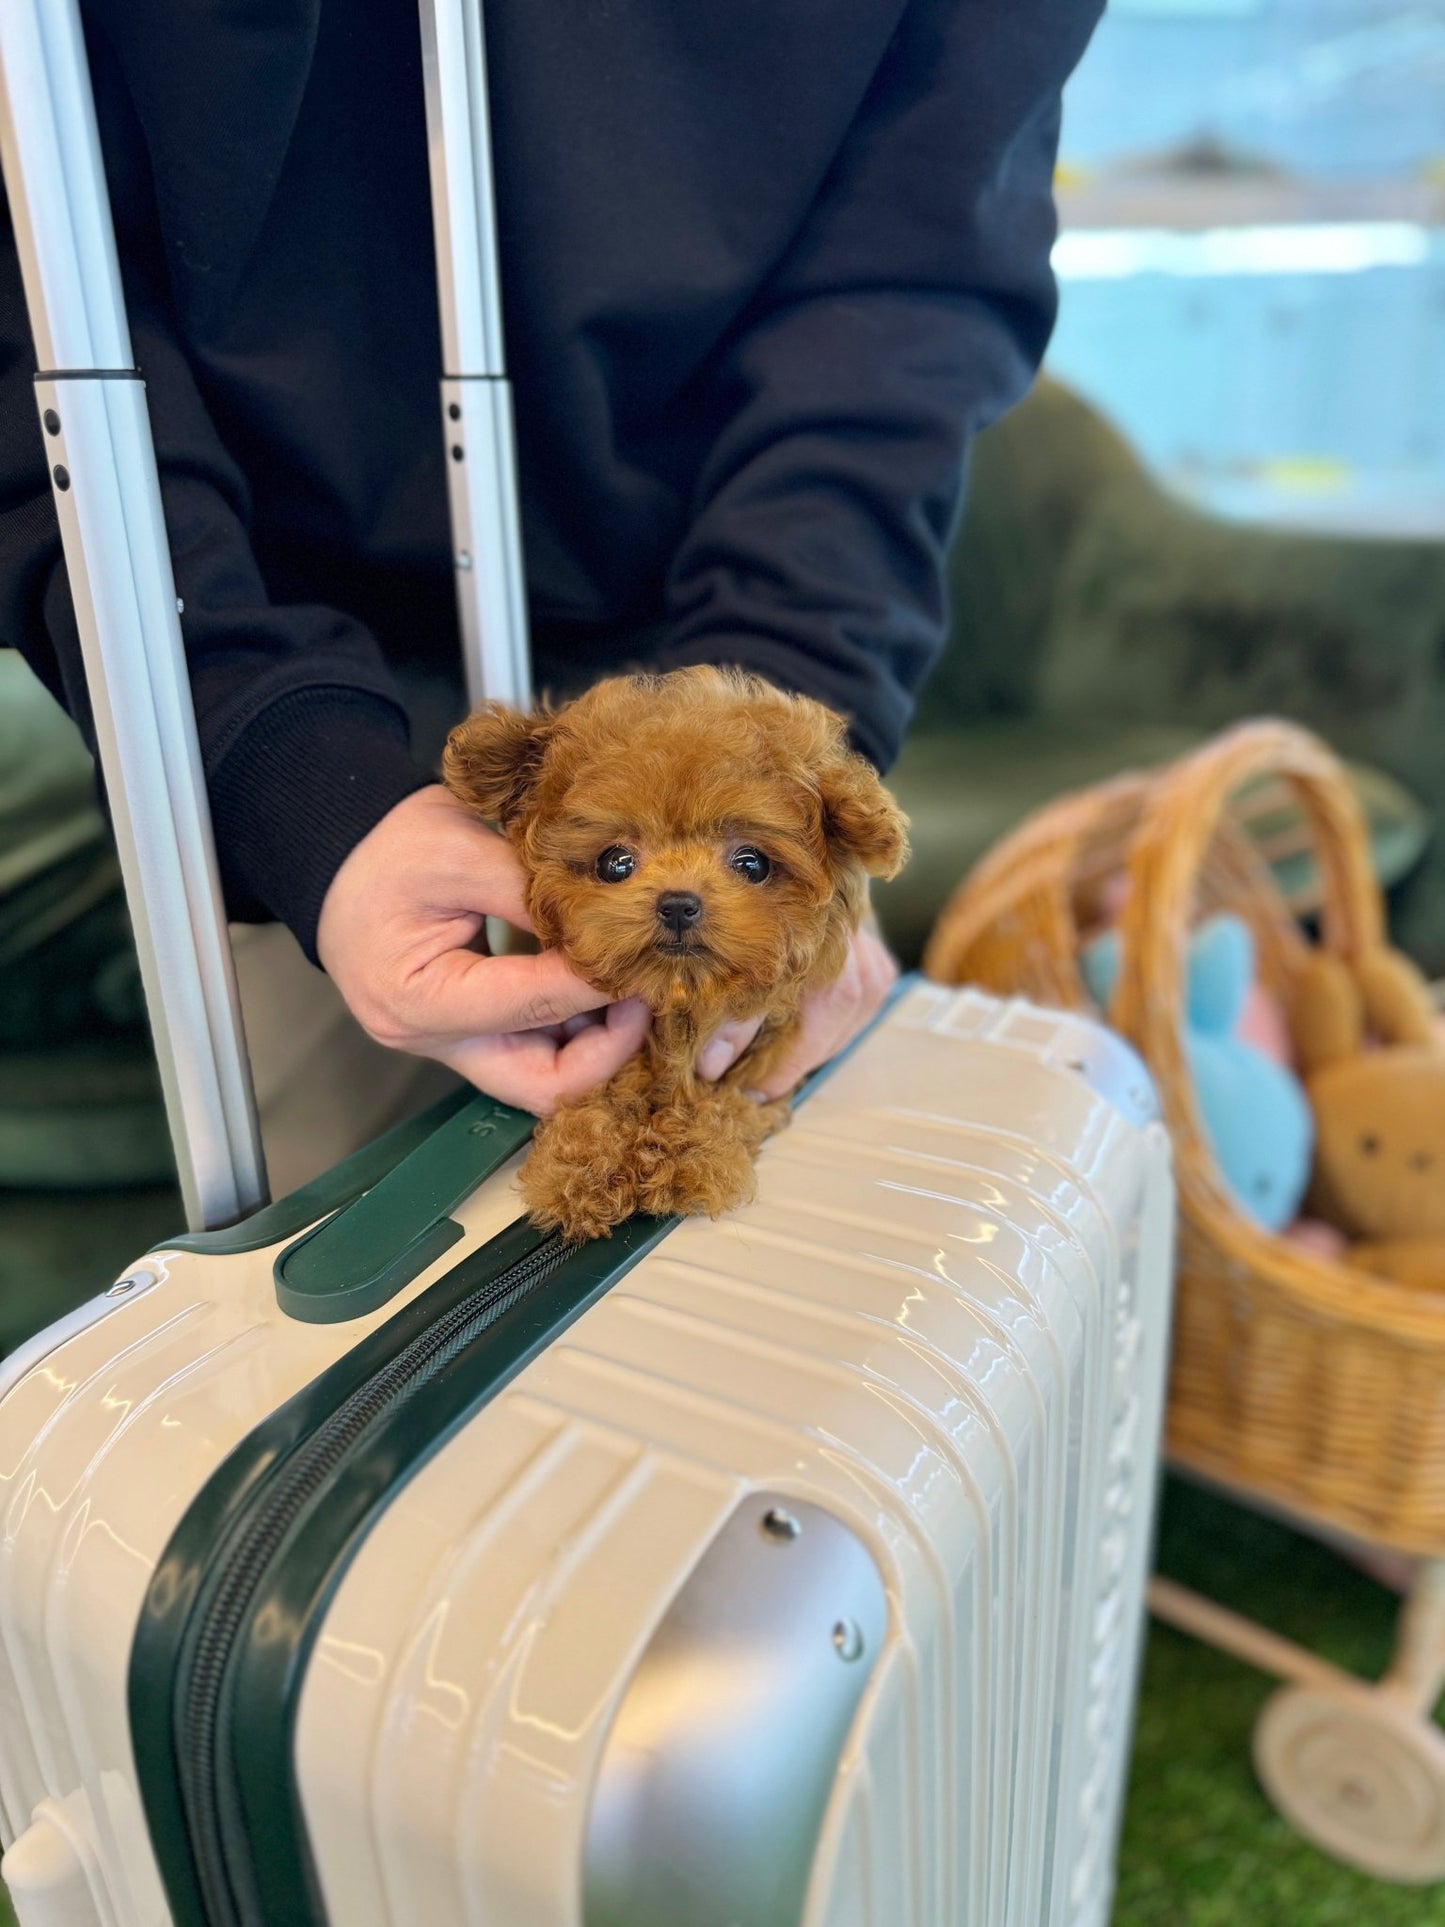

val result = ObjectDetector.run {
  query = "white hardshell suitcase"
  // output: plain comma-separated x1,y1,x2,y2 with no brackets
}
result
0,2,1176,1923
0,983,1173,1927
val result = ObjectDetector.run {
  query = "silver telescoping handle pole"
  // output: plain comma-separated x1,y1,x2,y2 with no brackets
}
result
0,0,268,1229
419,0,533,709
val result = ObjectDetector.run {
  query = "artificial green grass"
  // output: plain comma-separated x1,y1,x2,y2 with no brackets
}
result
0,1198,1439,1923
1115,1475,1445,1925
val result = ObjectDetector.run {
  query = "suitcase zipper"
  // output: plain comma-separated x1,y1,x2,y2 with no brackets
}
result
133,1014,878,1927
174,1226,569,1926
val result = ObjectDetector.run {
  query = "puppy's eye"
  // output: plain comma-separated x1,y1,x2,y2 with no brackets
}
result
595,846,636,883
730,846,771,883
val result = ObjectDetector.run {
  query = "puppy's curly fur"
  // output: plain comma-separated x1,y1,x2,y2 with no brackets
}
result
443,666,908,1240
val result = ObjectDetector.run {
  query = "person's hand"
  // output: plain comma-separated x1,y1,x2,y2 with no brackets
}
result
317,784,649,1114
695,921,898,1096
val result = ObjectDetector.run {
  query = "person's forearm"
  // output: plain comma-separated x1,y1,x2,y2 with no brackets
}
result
657,0,1104,771
0,169,430,958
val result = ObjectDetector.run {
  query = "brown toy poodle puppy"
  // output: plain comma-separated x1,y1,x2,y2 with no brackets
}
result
443,666,908,1240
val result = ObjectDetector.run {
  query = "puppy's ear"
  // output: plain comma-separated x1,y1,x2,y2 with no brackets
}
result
817,750,909,881
442,703,554,825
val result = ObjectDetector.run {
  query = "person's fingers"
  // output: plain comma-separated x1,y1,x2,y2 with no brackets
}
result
472,871,535,935
745,931,897,1102
413,786,538,932
437,1031,561,1112
557,1010,604,1042
697,1015,763,1081
742,989,850,1103
429,840,535,933
859,926,900,1004
544,997,652,1106
443,997,650,1115
392,944,613,1046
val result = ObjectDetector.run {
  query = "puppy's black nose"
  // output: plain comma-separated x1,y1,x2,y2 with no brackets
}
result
656,891,703,936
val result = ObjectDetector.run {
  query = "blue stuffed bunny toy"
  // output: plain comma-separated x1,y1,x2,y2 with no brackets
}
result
1081,914,1314,1233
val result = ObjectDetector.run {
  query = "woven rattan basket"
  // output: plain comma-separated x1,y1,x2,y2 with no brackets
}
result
926,718,1445,1557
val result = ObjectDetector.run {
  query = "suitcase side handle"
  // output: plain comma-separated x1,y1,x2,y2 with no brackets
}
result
273,1093,535,1323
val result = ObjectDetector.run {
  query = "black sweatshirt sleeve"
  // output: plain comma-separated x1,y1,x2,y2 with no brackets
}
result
654,0,1103,772
0,189,429,964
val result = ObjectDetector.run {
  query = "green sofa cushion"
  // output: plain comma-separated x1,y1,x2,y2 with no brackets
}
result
0,1037,171,1190
925,379,1445,968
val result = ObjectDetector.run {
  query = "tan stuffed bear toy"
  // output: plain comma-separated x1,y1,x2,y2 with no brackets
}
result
1290,946,1445,1289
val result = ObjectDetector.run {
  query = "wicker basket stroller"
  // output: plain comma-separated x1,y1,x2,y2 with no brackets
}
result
926,717,1445,1885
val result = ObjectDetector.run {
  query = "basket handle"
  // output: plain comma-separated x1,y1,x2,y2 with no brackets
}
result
1109,719,1384,1160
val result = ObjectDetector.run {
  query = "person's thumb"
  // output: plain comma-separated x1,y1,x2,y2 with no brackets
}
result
549,994,651,1098
405,943,613,1041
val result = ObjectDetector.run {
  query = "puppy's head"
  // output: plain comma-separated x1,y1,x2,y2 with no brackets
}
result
443,667,908,1015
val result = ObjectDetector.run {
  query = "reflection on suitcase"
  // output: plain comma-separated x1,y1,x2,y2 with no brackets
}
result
0,982,1172,1925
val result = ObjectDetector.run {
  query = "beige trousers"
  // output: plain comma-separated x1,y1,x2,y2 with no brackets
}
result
231,922,455,1198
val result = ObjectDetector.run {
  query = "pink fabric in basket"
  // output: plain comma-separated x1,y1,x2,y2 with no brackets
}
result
1237,981,1294,1068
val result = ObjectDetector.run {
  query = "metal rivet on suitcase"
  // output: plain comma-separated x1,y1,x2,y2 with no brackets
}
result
760,1505,802,1541
450,443,464,461
832,1617,865,1661
52,464,70,490
107,1269,155,1298
42,407,60,434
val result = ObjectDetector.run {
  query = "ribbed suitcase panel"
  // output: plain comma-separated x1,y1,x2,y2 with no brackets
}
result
295,985,1172,1927
0,987,1171,1926
0,1154,531,1923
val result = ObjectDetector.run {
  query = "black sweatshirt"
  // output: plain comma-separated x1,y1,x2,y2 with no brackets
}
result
0,0,1101,960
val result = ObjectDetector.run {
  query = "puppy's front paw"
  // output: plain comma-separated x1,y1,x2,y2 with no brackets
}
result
521,1102,640,1241
520,1081,791,1240
638,1128,754,1221
635,1086,786,1221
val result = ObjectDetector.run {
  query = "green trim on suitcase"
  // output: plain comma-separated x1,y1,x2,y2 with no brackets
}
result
128,1087,536,1926
236,1214,673,1925
130,1211,674,1927
272,1094,536,1323
159,1084,476,1257
129,986,911,1926
127,1214,556,1925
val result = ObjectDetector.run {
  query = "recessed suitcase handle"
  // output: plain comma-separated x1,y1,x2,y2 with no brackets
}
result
273,1094,535,1324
